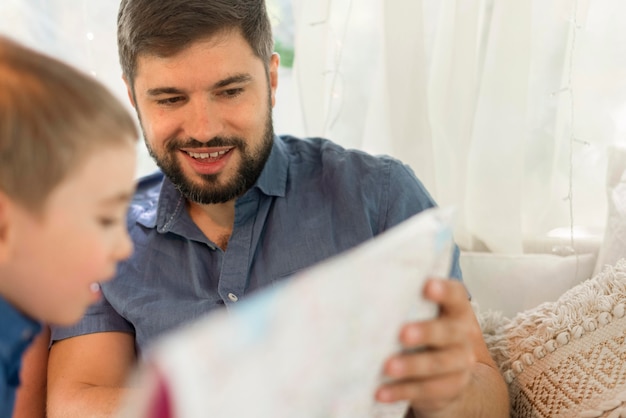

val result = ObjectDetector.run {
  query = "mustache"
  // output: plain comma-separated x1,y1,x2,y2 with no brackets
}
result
165,136,246,151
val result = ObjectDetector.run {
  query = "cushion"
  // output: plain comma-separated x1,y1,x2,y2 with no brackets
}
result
479,258,626,418
461,252,596,317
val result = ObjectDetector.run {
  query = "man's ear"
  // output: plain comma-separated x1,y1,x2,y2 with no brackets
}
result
122,75,137,109
0,191,14,265
269,53,280,108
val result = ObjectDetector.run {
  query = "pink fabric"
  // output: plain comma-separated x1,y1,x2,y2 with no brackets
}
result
147,368,173,418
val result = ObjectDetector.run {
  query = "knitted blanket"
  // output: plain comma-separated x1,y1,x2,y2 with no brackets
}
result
478,259,626,418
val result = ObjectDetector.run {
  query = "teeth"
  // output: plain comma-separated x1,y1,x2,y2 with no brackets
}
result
187,150,228,159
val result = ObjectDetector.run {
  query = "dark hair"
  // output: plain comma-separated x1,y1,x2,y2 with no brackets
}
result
118,0,274,87
0,36,138,212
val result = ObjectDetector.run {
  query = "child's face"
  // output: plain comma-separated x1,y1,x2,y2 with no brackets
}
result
5,141,137,325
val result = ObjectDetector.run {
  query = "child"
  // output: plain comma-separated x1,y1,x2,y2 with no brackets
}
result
0,35,138,416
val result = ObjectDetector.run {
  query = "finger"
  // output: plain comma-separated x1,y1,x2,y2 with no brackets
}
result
376,369,470,408
423,278,471,317
398,314,471,349
383,345,474,381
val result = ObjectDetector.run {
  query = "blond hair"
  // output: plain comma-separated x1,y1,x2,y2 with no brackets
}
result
0,36,138,211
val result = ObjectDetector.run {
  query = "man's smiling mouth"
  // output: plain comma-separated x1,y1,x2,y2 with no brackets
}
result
184,149,231,160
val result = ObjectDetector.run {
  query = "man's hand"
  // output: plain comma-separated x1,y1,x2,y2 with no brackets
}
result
375,279,509,418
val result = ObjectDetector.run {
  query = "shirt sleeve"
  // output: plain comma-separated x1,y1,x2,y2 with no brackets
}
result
381,159,463,281
49,295,134,343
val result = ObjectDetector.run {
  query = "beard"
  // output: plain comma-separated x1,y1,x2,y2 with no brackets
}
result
143,109,274,205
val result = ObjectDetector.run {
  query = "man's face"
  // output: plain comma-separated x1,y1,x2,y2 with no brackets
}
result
129,31,279,204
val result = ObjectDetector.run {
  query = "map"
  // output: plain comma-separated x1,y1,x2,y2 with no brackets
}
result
118,207,455,418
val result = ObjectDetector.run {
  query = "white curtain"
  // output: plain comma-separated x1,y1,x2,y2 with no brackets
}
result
290,0,626,257
4,0,626,311
0,0,156,176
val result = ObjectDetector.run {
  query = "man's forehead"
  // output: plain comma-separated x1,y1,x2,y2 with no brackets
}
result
133,34,258,78
136,30,249,63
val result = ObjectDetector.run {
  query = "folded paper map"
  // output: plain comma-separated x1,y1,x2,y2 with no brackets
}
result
118,207,455,418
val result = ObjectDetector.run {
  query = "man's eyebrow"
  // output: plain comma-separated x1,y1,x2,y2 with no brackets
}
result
146,87,184,97
213,74,252,89
145,74,252,97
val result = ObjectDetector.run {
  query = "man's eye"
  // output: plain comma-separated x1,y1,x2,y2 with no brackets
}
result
156,96,184,105
220,88,244,98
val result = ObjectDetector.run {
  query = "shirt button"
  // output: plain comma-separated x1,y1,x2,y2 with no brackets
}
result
228,293,239,302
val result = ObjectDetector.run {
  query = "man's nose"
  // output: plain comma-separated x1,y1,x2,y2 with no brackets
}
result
183,98,224,143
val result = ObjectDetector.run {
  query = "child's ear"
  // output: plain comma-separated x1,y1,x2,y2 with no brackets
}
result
0,191,14,264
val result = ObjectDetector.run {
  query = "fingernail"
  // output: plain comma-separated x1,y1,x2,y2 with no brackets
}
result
388,358,404,375
377,388,392,402
406,326,421,343
430,278,445,293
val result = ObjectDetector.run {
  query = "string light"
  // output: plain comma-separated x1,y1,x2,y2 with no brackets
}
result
549,0,583,269
81,1,97,79
323,2,352,135
566,0,580,260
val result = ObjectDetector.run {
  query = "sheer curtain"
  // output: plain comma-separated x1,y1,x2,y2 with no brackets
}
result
290,0,626,257
0,0,299,179
288,0,626,313
0,0,160,177
3,0,626,311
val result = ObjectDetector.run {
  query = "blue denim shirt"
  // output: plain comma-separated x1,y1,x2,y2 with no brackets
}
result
0,296,41,417
51,135,461,352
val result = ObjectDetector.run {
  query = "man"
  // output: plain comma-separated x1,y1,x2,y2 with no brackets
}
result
47,1,509,417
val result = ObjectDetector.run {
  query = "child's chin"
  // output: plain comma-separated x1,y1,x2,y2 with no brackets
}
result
51,308,87,327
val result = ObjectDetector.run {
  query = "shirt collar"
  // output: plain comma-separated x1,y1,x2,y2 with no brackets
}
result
0,296,41,366
253,135,288,198
152,135,288,232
